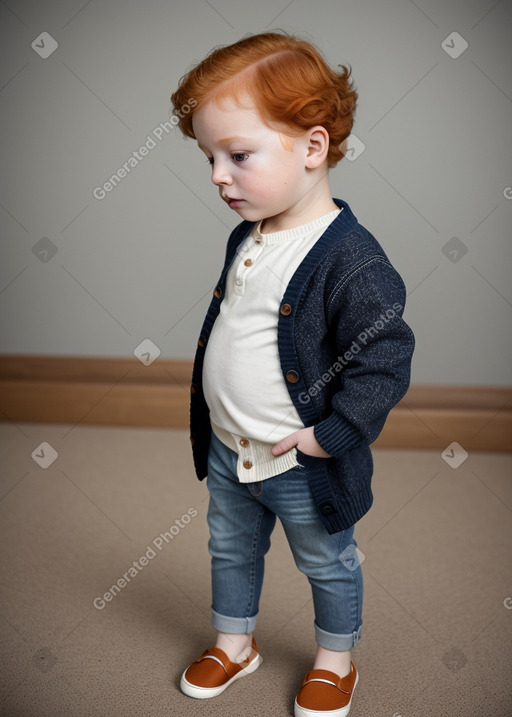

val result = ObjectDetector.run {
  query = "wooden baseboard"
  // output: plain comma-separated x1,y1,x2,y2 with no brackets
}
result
0,355,510,451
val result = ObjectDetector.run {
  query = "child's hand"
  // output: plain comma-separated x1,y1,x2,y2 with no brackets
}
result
271,426,331,458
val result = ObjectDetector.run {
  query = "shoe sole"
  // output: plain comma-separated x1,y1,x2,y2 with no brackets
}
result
180,653,263,699
293,670,359,717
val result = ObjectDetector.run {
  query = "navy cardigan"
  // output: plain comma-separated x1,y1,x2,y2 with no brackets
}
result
189,198,415,534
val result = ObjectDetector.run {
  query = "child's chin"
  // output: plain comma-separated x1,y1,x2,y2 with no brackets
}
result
233,206,263,221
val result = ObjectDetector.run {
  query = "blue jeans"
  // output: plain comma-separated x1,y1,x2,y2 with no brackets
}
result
206,430,363,651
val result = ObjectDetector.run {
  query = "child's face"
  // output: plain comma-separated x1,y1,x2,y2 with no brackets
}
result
192,95,315,230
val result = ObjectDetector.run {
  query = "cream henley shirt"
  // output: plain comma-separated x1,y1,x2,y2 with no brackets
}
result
203,208,341,482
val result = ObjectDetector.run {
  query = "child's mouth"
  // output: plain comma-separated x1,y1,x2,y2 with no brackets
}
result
223,196,244,208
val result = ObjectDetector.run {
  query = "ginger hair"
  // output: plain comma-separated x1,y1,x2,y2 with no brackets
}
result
170,32,358,167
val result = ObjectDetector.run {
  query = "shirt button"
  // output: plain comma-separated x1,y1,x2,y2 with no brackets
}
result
239,438,250,447
286,369,300,383
280,303,292,316
243,460,253,470
236,279,243,286
244,259,253,267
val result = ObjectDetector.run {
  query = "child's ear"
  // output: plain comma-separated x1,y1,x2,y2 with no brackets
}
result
305,126,330,169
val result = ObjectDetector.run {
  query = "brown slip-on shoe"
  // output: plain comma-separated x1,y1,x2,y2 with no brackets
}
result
294,662,358,717
180,637,262,699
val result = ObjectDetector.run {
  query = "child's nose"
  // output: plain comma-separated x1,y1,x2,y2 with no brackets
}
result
211,161,232,186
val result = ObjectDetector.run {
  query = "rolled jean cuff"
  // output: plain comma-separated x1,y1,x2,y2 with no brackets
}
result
212,608,259,634
314,621,362,651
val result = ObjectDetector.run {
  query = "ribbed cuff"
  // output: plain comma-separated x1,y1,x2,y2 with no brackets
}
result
313,413,363,457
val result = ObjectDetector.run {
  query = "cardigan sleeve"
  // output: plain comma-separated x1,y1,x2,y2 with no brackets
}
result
313,256,415,456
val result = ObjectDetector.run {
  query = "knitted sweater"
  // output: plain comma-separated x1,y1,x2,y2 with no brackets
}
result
189,198,415,534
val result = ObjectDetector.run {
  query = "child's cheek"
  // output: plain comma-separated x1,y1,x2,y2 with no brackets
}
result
248,173,273,198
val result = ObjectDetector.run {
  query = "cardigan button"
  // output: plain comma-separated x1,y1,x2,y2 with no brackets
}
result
244,259,253,267
320,503,335,516
197,336,206,348
239,438,250,447
213,286,222,299
190,384,196,394
286,370,299,383
280,303,292,316
243,460,253,470
189,436,195,446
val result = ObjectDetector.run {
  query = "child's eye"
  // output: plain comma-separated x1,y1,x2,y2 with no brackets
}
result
232,153,249,163
206,157,214,166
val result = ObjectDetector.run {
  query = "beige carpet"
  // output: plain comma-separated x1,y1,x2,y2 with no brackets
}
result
0,422,511,716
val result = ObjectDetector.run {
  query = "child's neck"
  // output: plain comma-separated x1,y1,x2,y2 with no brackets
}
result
260,199,338,234
260,178,338,234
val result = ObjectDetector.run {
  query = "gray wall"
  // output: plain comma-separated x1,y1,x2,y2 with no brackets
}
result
1,0,511,385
